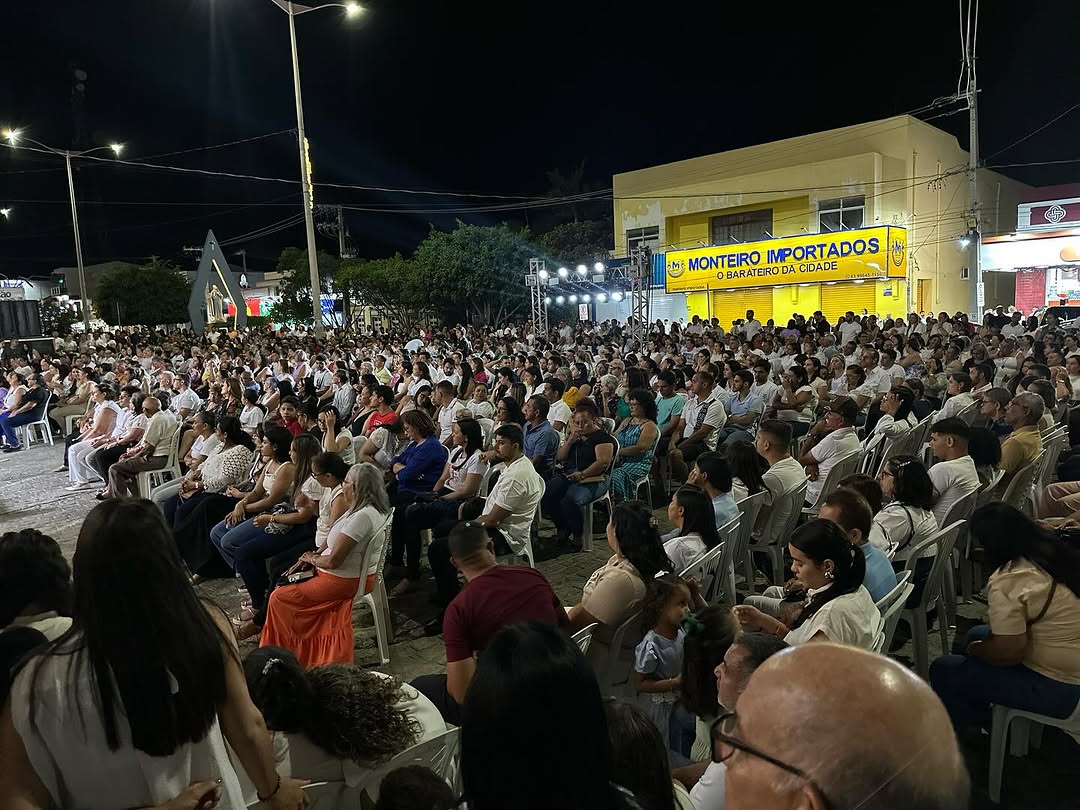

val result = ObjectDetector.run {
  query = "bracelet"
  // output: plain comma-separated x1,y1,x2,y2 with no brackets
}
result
257,774,281,802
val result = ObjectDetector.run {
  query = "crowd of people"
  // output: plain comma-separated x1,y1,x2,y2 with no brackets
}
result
1,301,1080,809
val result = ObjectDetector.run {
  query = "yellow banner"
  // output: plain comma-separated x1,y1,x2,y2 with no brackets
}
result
665,226,907,293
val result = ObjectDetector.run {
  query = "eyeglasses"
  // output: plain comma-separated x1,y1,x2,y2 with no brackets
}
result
711,712,830,806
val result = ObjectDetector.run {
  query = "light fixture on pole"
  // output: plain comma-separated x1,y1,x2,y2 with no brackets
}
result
3,129,123,332
267,0,361,336
0,207,10,219
557,266,569,278
575,264,588,276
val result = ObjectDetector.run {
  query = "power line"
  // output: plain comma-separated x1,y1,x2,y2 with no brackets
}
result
982,101,1080,163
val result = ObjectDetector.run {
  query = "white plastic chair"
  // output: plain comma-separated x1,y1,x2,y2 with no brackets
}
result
733,490,767,592
136,425,183,499
630,434,661,510
872,570,913,653
1000,451,1045,516
494,477,545,568
589,608,643,698
901,520,964,679
706,515,741,605
803,450,861,516
581,437,620,552
988,700,1080,803
17,392,54,447
359,726,461,804
358,514,395,664
678,520,734,605
745,479,808,592
571,622,599,656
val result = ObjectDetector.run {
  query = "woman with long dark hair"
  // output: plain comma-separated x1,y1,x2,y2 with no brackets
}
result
567,500,673,633
734,518,882,649
725,440,766,500
462,622,634,810
873,455,939,565
930,503,1080,732
662,486,722,572
0,500,306,810
603,700,680,810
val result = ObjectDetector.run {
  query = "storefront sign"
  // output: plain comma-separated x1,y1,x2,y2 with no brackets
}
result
665,226,905,293
981,232,1080,272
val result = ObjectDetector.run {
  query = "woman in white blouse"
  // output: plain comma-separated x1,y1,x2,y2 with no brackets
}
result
162,416,256,528
875,455,940,602
261,462,393,668
735,518,883,650
661,486,721,573
240,389,265,435
864,386,918,453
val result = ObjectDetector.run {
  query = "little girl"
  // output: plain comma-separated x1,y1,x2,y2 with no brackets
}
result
633,572,691,745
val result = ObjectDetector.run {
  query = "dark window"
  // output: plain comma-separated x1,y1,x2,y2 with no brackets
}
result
709,209,773,246
817,196,865,232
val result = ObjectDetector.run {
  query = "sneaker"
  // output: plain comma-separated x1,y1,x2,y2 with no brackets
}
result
53,466,68,473
2,445,21,453
64,482,91,492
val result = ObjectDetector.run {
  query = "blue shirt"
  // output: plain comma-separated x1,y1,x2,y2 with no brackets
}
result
860,543,898,603
712,492,740,529
655,394,685,432
392,435,446,495
726,391,764,420
523,419,560,477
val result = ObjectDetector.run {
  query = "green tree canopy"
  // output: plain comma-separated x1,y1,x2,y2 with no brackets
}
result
534,220,612,268
414,222,534,325
336,254,430,333
267,248,340,326
95,259,192,327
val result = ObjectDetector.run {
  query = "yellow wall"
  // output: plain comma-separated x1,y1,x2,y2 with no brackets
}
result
686,291,710,320
772,284,821,325
613,115,1031,315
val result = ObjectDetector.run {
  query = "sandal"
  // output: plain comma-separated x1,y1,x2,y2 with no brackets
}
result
235,619,261,641
389,578,414,597
239,606,256,622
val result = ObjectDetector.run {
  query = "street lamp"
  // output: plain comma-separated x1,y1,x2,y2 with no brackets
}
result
3,129,124,332
266,0,361,336
0,208,10,219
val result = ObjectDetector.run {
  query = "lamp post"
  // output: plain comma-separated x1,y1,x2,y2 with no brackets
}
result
3,129,122,332
268,0,362,337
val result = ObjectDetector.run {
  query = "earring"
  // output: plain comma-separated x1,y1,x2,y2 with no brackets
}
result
825,570,834,580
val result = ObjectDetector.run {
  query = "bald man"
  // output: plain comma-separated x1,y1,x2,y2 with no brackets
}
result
720,643,969,810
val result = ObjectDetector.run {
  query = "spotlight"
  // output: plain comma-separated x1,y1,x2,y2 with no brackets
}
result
538,269,549,280
576,264,588,275
612,291,623,301
594,262,605,272
557,267,569,278
596,293,607,303
555,295,565,305
958,237,971,249
544,296,552,305
569,295,578,303
582,294,591,303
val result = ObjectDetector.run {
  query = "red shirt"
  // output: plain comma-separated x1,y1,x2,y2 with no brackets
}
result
281,418,303,437
366,409,397,433
443,565,565,663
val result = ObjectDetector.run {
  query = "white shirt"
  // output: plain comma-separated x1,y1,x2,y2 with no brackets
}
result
1001,322,1025,338
928,454,981,527
807,426,860,503
171,388,200,415
446,447,488,493
482,454,544,554
321,505,390,580
749,380,779,409
756,456,807,539
191,433,221,461
436,397,466,442
784,585,883,650
240,404,263,433
548,398,571,430
664,533,707,574
873,503,939,561
864,367,892,395
681,395,726,450
689,761,726,810
743,319,762,339
839,321,863,344
933,391,975,423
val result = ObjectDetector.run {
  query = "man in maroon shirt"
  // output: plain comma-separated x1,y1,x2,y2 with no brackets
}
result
411,521,566,724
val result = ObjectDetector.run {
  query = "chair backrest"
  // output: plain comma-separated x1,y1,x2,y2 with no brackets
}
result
571,622,599,656
1000,452,1045,512
478,462,499,498
594,608,642,695
356,511,395,593
874,581,915,653
941,488,978,528
808,450,861,510
164,423,183,469
711,515,742,604
734,490,766,578
761,479,809,546
956,401,981,426
359,727,461,800
874,569,913,612
477,417,495,449
873,425,922,477
600,417,616,434
903,520,964,610
679,518,736,603
1039,429,1068,487
603,436,621,477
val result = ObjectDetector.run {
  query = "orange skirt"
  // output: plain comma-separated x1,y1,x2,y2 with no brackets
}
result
260,571,365,668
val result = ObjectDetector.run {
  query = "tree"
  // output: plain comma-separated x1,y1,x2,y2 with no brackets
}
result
336,254,430,333
95,259,192,326
267,248,341,326
534,220,612,267
414,222,535,326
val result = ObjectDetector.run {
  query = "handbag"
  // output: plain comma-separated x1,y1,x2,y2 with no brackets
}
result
278,561,316,586
264,502,298,535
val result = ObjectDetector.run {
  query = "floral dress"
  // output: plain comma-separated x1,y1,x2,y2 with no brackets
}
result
608,421,655,501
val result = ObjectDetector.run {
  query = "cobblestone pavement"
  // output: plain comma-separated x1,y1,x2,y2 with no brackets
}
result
2,442,1074,808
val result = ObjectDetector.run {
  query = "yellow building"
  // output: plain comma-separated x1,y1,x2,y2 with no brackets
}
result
612,115,1030,327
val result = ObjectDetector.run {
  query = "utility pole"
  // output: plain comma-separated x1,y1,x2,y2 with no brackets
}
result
336,204,352,332
964,0,983,321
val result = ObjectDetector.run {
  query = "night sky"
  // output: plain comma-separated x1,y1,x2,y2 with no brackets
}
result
2,0,1078,278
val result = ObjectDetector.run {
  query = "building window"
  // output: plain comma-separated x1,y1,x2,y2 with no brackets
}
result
818,196,865,232
627,225,659,254
709,209,773,246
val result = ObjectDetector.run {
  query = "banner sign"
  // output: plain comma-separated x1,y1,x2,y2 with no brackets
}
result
665,225,906,293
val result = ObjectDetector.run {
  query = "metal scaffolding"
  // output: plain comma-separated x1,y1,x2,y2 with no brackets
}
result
525,258,548,336
628,246,652,348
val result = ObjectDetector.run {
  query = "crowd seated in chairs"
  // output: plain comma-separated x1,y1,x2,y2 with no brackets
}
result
5,304,1080,808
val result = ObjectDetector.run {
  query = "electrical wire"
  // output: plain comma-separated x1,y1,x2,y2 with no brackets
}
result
982,101,1080,163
